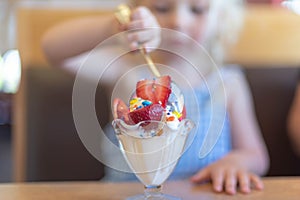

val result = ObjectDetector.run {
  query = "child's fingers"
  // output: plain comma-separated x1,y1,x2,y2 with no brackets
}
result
129,42,139,51
237,171,251,194
127,29,156,45
127,20,153,30
131,6,152,21
128,40,160,53
224,169,237,195
211,169,225,193
250,174,264,190
129,7,158,30
127,29,160,52
123,6,161,52
190,168,210,183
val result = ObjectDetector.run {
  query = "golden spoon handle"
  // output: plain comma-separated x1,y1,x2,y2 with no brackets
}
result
115,4,161,78
139,48,161,77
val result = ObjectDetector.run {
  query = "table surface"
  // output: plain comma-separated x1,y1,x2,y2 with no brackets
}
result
0,177,299,200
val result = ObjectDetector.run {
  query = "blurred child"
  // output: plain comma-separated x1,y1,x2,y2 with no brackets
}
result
42,0,269,195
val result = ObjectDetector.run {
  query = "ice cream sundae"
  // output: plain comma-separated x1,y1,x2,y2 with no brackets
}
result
112,75,193,187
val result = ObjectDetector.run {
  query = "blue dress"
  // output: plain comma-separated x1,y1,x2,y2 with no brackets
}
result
101,68,236,182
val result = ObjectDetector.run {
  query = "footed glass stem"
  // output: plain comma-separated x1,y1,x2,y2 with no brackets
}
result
144,185,163,199
126,185,180,200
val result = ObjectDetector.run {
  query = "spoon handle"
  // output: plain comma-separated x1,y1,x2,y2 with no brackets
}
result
115,4,161,78
139,48,161,77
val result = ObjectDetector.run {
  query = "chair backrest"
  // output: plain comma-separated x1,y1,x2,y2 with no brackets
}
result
24,67,107,181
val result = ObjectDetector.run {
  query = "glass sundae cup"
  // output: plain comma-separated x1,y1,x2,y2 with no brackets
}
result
112,6,195,198
112,118,194,200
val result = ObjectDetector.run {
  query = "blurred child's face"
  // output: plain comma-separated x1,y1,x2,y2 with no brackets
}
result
137,0,209,44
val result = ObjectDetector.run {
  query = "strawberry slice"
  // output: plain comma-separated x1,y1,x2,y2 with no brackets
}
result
136,76,171,107
128,103,164,124
113,98,134,124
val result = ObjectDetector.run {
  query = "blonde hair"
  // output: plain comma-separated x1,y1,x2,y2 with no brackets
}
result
203,0,245,65
127,0,245,64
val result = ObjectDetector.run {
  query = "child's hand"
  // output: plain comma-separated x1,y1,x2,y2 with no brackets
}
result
190,160,264,195
124,6,161,53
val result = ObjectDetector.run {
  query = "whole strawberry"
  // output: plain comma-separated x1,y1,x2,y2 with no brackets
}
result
136,76,171,107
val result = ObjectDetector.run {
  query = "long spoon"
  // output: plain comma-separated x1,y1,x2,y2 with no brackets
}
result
115,4,161,77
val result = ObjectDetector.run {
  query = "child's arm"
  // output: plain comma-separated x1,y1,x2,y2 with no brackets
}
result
191,71,269,195
41,14,120,66
288,83,300,155
41,7,160,68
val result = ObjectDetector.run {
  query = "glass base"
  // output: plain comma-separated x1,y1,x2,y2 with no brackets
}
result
126,185,180,200
126,193,181,200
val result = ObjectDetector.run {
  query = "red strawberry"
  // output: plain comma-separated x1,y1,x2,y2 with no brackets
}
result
136,76,171,107
128,104,164,124
113,98,134,124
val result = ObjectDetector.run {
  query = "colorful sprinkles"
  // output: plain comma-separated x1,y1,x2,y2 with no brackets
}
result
129,97,153,112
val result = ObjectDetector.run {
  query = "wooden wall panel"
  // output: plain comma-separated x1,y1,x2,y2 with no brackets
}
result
227,5,300,66
17,8,111,69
